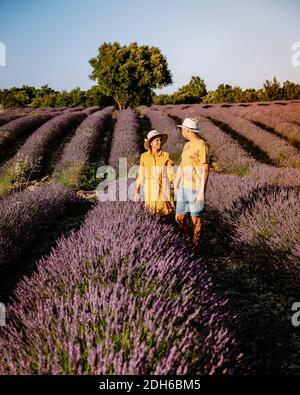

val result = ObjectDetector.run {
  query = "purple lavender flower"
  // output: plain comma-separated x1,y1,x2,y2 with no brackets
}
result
0,199,245,375
0,183,82,271
2,112,86,181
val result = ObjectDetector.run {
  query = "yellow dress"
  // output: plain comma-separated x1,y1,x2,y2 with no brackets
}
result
136,150,175,215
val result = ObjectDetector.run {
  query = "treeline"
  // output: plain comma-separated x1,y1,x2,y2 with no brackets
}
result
0,85,114,109
154,77,300,104
1,77,300,109
154,76,300,105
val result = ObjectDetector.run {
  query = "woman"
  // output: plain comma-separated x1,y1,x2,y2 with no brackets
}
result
134,129,175,216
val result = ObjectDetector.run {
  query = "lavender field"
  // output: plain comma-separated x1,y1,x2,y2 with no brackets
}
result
0,102,299,374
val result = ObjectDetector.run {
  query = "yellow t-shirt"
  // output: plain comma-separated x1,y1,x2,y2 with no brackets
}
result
180,139,209,190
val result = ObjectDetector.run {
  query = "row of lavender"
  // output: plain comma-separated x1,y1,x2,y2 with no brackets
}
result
0,107,40,125
0,184,83,271
159,106,300,187
155,100,300,134
109,109,141,169
0,112,55,155
205,107,300,168
0,106,100,124
230,103,300,146
0,106,101,151
54,106,114,187
1,107,146,193
205,172,299,268
0,196,245,374
0,112,87,195
0,107,107,194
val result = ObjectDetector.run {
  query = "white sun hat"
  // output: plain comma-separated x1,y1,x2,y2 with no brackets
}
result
177,118,201,134
144,129,168,150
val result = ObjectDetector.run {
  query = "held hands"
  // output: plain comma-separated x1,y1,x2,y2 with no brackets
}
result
172,182,179,199
196,191,204,203
134,191,141,203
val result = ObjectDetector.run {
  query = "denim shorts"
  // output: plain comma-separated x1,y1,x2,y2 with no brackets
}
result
175,188,204,217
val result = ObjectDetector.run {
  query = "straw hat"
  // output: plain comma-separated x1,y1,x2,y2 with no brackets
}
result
177,118,201,134
144,129,168,150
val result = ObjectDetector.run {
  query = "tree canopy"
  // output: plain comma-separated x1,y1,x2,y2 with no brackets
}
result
89,42,173,109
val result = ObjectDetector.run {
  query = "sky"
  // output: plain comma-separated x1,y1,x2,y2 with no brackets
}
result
0,0,300,94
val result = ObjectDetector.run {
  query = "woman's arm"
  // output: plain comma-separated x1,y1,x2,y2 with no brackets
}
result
134,156,145,202
166,157,175,187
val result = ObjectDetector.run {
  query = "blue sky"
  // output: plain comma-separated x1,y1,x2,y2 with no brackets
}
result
0,0,300,93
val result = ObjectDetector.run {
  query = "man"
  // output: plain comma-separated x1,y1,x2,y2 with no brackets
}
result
134,129,175,216
175,118,209,248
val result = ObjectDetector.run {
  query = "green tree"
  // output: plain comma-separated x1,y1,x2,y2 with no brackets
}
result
241,88,260,103
68,87,86,107
282,80,300,100
85,85,114,107
263,77,282,101
174,76,207,103
39,84,55,95
209,84,243,103
89,42,173,109
153,93,173,105
54,90,72,107
202,91,215,103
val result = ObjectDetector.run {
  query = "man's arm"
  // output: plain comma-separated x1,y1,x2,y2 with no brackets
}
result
203,163,209,193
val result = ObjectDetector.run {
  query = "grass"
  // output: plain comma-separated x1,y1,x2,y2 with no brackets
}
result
227,164,251,177
55,162,85,189
0,169,14,195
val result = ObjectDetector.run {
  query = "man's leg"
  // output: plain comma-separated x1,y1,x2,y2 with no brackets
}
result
175,188,190,242
191,216,202,247
175,214,190,242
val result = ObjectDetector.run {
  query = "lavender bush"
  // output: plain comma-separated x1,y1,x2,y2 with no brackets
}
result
0,113,24,127
197,116,256,176
206,172,299,268
236,101,300,124
109,109,141,169
205,172,261,213
236,107,300,146
0,112,53,153
54,106,114,187
224,185,300,267
0,112,86,189
82,106,102,115
0,200,245,375
0,183,82,271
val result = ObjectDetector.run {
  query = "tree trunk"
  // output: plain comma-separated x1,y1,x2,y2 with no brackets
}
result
114,96,123,110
